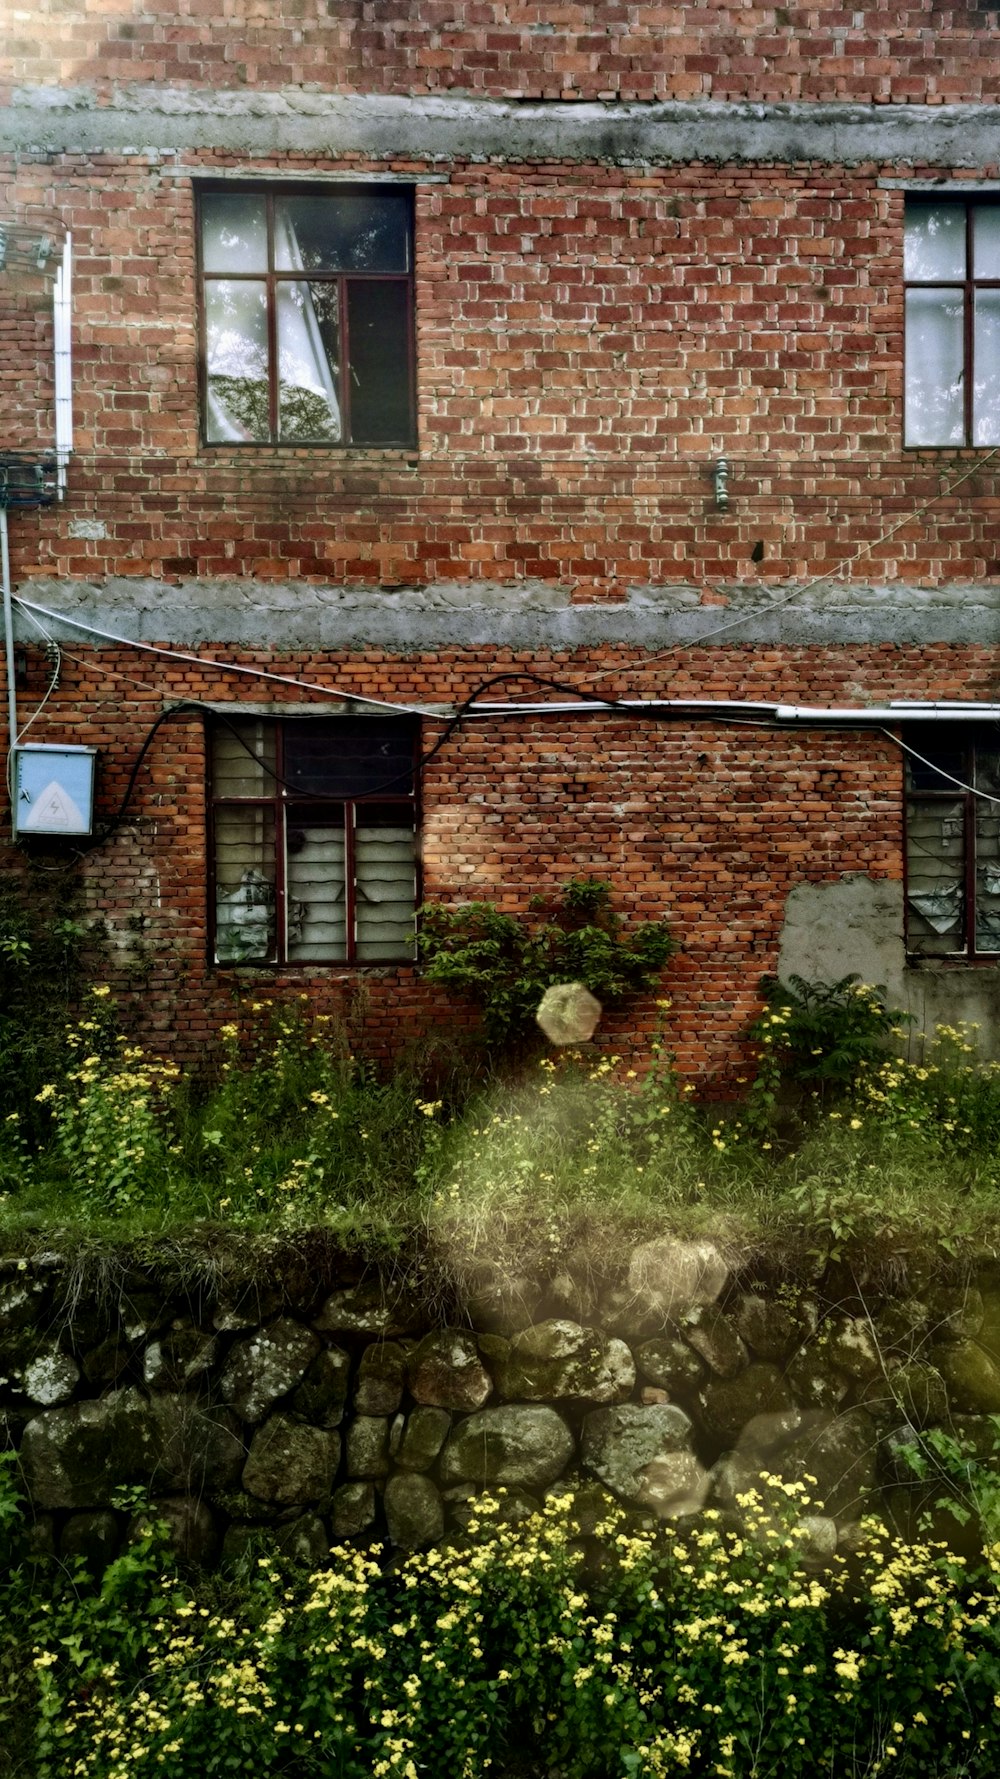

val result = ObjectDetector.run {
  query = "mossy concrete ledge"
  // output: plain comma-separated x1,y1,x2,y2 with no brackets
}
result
3,1239,1000,1566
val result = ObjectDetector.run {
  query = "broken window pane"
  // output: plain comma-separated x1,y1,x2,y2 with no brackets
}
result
906,798,965,954
214,806,277,963
355,808,417,961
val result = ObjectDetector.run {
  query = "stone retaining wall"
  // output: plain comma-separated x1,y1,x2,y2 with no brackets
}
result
3,1238,1000,1568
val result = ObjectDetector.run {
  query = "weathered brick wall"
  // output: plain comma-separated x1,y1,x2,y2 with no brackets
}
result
5,635,993,1083
2,153,1000,590
3,2,1000,106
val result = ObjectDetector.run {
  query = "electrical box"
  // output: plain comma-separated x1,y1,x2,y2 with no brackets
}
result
12,743,97,838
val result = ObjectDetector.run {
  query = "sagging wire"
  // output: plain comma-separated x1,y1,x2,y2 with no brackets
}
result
881,727,1000,809
10,594,444,718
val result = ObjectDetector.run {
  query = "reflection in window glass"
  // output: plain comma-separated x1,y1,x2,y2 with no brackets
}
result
904,201,965,281
904,287,964,446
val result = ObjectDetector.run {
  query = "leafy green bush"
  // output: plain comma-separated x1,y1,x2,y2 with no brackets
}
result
12,1486,1000,1779
418,877,675,1051
749,974,910,1112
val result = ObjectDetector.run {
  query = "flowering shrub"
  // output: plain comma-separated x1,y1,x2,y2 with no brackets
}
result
18,1486,1000,1779
34,987,179,1212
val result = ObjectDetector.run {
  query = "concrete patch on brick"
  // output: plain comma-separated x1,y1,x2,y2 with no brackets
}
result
14,577,1000,653
4,92,1000,167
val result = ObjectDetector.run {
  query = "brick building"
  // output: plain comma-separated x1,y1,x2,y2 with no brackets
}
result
2,3,1000,1084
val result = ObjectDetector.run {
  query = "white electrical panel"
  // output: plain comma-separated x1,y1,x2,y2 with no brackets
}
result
12,743,97,838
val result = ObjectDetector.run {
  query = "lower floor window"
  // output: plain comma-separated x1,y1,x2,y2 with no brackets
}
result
905,727,1000,958
210,715,418,965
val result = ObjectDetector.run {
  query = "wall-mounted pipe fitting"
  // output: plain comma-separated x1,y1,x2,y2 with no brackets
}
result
713,457,730,511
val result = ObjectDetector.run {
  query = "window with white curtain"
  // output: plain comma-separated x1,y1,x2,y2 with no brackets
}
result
198,185,415,447
210,716,419,966
904,197,1000,447
905,727,1000,959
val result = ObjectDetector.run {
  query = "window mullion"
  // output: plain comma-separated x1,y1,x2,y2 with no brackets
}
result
266,192,279,444
275,725,289,964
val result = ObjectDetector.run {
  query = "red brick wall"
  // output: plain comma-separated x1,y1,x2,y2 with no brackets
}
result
3,2,999,107
4,636,993,1086
2,153,1000,591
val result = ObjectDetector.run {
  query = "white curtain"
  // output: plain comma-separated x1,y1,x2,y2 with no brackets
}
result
204,205,341,442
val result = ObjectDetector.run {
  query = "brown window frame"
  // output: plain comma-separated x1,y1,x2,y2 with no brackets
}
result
904,195,1000,448
209,715,420,969
904,726,1000,961
196,181,417,449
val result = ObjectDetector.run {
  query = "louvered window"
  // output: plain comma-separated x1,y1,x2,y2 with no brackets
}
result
905,728,1000,958
210,717,418,966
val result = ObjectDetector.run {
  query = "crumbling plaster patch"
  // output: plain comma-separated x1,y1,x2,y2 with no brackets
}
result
778,874,1000,1059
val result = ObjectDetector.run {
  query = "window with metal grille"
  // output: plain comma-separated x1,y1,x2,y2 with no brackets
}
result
904,197,1000,447
197,184,415,447
210,716,419,966
905,728,1000,958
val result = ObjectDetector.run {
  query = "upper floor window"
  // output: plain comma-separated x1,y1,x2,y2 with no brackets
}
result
198,185,415,447
905,727,1000,958
211,715,419,966
904,197,1000,447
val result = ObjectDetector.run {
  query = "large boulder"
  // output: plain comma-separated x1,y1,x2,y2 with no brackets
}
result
635,1334,706,1399
602,1239,729,1338
931,1340,1000,1415
395,1407,452,1472
354,1342,407,1416
384,1473,445,1548
439,1406,574,1489
697,1363,795,1446
218,1318,321,1422
313,1283,421,1338
20,1389,244,1510
407,1331,492,1411
492,1320,635,1404
581,1403,695,1508
242,1414,340,1505
21,1352,80,1407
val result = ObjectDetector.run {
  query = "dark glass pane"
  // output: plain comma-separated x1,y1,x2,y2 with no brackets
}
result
276,281,342,442
905,738,969,793
274,193,411,273
204,280,270,442
346,280,413,444
200,193,268,273
284,719,416,797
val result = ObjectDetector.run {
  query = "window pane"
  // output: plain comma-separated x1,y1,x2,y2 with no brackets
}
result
975,805,1000,952
214,806,276,963
212,721,277,797
204,280,270,442
276,281,342,442
974,291,1000,445
347,280,413,444
284,720,415,798
355,810,416,961
973,206,1000,279
905,738,968,793
904,201,965,281
286,817,347,961
904,287,965,446
274,193,411,273
906,798,965,954
200,193,268,273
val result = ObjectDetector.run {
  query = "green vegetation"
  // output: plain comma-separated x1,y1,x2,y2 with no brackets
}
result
418,877,675,1049
3,974,1000,1291
4,1465,1000,1778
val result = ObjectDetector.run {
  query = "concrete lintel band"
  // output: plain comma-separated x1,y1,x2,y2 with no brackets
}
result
4,90,1000,167
14,578,1000,652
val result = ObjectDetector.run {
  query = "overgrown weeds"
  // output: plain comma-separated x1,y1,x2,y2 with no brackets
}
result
3,982,1000,1289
